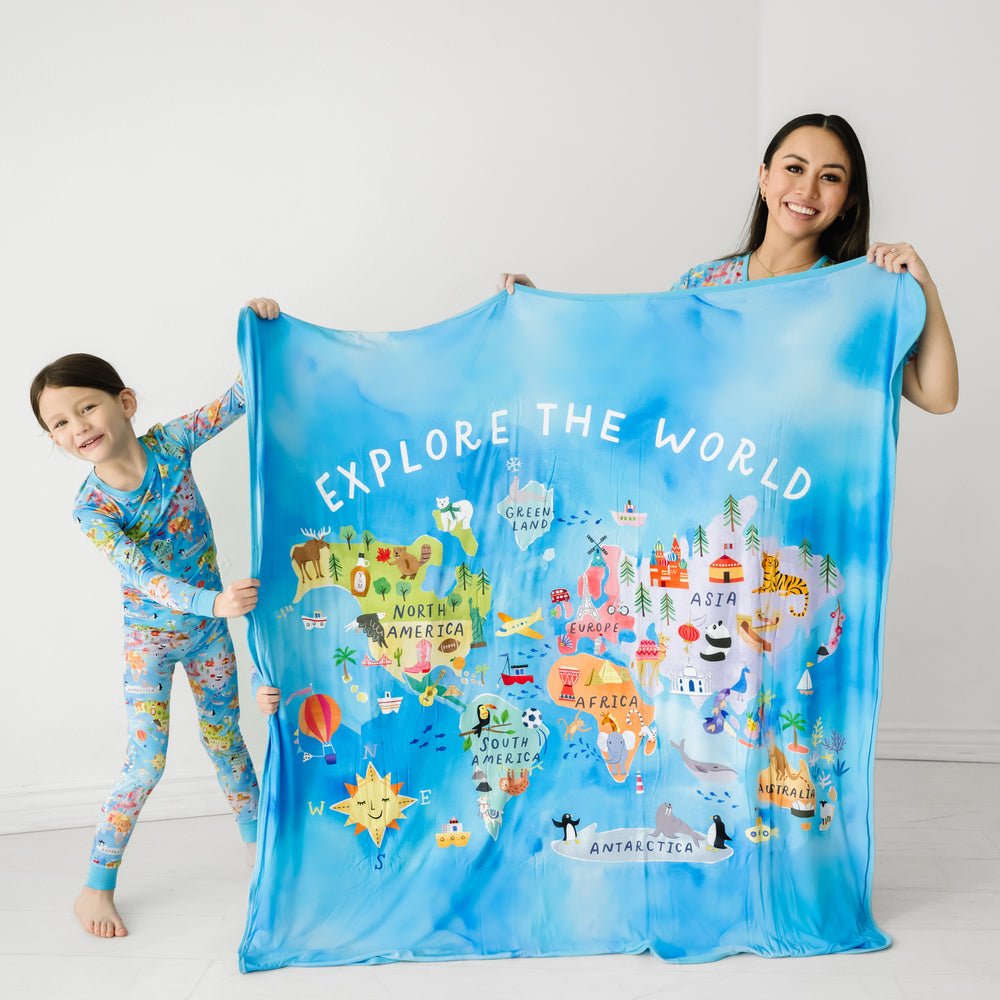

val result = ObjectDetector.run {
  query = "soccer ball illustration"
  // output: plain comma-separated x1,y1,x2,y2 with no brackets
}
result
522,707,544,729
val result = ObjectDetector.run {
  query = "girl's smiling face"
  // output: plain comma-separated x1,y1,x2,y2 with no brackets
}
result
759,126,853,244
38,384,137,466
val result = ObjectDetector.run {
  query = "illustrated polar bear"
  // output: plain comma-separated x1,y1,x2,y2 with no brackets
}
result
436,496,474,532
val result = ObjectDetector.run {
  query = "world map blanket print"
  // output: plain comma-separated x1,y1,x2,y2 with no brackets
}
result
238,259,924,970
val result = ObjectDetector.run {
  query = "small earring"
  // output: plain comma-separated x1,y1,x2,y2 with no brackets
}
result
761,192,766,203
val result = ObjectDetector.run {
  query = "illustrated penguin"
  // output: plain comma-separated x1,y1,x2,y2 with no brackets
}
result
707,815,733,851
552,813,580,841
700,620,732,662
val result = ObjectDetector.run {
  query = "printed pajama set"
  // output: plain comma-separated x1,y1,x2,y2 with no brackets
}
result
74,380,260,890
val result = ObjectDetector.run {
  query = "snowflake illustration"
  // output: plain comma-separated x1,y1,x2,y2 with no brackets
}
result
506,457,522,473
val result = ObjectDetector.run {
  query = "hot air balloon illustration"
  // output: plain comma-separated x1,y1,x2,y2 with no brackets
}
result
298,693,342,764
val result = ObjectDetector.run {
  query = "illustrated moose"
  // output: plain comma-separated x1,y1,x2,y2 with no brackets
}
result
292,527,332,581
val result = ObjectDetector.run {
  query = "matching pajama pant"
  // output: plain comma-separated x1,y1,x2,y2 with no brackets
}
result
85,617,260,890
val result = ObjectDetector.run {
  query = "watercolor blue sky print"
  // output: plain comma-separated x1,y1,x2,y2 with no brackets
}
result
238,261,923,970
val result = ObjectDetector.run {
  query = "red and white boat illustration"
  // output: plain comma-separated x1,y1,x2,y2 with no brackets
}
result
301,612,328,630
377,691,403,714
500,653,533,686
610,499,647,526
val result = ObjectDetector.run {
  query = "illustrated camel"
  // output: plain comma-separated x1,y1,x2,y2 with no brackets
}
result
633,633,667,687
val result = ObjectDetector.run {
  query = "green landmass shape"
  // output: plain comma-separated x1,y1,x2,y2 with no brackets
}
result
432,508,479,557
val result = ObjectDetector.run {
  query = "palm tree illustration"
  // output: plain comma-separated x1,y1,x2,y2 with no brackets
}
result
334,646,357,683
780,709,809,753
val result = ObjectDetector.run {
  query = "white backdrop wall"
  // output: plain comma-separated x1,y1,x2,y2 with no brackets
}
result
2,0,994,835
755,0,998,762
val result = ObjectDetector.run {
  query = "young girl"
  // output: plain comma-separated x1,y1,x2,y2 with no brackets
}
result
30,296,280,939
500,112,958,414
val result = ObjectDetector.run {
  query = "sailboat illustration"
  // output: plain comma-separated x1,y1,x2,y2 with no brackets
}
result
797,663,814,696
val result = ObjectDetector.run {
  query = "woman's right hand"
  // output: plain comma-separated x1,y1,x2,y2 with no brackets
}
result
213,578,260,617
498,273,535,294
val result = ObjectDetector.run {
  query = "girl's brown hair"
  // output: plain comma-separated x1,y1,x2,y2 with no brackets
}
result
30,353,128,430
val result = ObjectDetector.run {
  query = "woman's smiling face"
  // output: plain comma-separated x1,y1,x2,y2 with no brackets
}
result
759,126,853,243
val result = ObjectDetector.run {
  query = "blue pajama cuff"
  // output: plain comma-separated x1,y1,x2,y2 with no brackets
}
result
85,863,119,891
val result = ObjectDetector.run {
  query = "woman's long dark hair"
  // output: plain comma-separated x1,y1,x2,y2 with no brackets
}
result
30,353,128,430
730,113,870,264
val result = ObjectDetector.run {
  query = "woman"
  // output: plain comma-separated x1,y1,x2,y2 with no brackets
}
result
500,113,958,414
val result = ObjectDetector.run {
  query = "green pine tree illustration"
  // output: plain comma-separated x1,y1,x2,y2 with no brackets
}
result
820,553,838,592
798,538,813,568
660,591,675,625
635,582,652,617
723,494,742,531
328,550,342,581
693,525,709,557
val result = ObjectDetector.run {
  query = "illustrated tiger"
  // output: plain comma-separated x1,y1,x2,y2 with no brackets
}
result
752,551,808,617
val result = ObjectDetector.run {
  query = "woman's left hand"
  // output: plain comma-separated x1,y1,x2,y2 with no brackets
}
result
247,297,281,319
871,242,958,413
256,685,281,715
867,243,932,288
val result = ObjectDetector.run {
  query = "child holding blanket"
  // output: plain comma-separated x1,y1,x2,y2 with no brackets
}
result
30,297,279,938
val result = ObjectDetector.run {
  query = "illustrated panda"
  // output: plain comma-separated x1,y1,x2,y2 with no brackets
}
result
700,620,732,662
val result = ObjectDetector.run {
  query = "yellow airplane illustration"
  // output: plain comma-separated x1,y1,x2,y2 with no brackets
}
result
495,608,544,640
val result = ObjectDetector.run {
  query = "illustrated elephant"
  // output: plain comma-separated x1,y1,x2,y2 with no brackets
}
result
596,729,637,775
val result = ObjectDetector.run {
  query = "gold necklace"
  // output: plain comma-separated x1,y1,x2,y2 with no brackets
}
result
753,249,820,278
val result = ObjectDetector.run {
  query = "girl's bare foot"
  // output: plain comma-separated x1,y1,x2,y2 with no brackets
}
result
74,886,127,937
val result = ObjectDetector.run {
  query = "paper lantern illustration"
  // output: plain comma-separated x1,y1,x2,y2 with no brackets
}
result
678,623,700,643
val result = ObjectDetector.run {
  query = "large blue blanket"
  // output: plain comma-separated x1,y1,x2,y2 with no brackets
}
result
238,260,923,969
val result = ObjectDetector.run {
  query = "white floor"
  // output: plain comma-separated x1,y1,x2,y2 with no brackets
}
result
1,760,997,1000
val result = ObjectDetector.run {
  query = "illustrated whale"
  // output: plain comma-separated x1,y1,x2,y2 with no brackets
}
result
670,739,738,783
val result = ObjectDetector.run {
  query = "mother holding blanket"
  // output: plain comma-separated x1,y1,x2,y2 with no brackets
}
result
501,113,958,415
